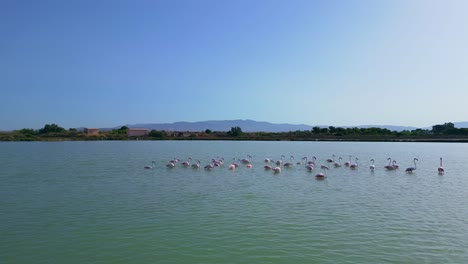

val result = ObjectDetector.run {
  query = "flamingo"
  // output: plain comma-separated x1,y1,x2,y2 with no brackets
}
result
169,158,179,164
392,160,400,169
316,166,328,179
181,157,192,167
273,167,282,174
264,164,273,170
276,155,285,166
283,156,295,167
333,157,342,167
327,155,335,163
264,158,271,163
384,158,396,170
144,161,156,169
344,155,351,167
438,157,444,174
204,163,214,170
191,160,201,169
370,159,375,171
240,155,252,164
216,157,224,166
166,162,175,168
311,156,317,165
405,158,418,173
228,164,236,170
350,158,359,169
246,164,253,168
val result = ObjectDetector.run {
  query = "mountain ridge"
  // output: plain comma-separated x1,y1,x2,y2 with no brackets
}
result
109,119,443,132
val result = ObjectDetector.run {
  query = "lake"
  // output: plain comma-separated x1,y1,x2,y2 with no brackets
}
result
1,141,467,263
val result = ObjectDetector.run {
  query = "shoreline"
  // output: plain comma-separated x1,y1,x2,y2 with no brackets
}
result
2,137,468,143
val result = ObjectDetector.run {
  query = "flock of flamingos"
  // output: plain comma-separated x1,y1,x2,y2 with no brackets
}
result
145,155,446,178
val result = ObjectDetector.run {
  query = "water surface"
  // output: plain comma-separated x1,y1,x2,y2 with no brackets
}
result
1,141,467,263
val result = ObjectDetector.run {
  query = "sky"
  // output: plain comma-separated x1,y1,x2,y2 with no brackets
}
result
1,0,467,130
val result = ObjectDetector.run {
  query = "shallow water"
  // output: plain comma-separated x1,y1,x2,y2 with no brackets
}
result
1,141,467,263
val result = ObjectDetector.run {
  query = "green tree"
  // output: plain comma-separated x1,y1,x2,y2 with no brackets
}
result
18,128,37,135
149,130,163,138
312,126,321,134
38,124,65,134
228,126,243,136
205,129,212,134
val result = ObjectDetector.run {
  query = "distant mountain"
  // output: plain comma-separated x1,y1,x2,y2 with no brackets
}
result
123,119,312,133
114,120,422,132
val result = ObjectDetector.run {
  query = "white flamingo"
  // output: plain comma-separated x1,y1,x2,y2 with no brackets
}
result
166,162,175,168
438,157,444,174
405,158,418,173
370,159,375,171
327,155,335,163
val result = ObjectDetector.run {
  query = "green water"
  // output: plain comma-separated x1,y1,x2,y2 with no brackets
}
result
1,141,467,263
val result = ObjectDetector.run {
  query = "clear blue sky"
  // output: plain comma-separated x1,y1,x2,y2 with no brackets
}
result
1,0,467,130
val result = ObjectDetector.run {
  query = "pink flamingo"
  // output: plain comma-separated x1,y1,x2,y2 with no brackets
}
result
283,156,295,167
246,164,253,168
327,155,335,163
181,157,192,167
405,158,418,173
333,157,342,167
438,157,444,174
240,155,252,164
273,167,282,174
191,160,201,169
276,155,285,166
384,158,396,170
204,163,214,170
228,164,236,170
316,166,328,179
350,158,359,169
344,155,351,167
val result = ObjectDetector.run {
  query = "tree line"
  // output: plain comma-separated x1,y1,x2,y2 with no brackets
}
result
1,122,468,141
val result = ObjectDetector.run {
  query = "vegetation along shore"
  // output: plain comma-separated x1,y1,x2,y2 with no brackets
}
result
2,122,468,142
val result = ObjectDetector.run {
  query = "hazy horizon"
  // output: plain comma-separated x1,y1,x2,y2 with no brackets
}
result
1,0,467,131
